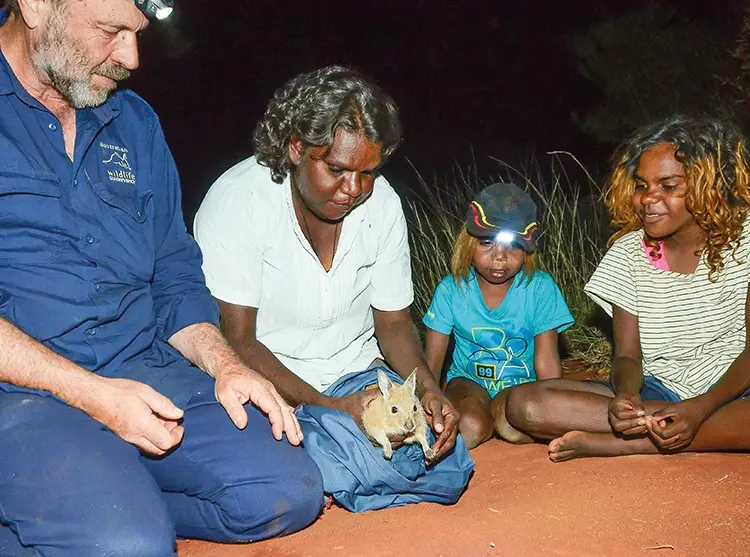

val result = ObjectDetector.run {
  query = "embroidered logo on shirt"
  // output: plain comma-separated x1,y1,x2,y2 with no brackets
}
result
100,142,136,184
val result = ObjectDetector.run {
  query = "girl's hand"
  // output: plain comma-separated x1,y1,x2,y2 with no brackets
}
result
608,393,647,435
647,398,712,451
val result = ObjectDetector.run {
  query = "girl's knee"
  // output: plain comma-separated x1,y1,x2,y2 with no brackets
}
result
504,382,549,433
458,411,494,450
494,409,532,444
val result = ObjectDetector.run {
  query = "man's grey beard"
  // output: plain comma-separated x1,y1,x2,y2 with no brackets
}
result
32,7,131,109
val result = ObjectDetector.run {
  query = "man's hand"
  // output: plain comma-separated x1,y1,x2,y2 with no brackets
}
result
328,389,381,427
214,364,303,445
608,393,647,435
84,377,185,456
421,386,459,460
647,398,712,451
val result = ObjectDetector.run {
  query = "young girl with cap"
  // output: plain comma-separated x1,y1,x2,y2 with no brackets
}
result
423,183,574,449
505,115,750,462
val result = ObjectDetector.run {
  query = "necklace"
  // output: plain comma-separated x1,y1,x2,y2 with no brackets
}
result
298,199,341,265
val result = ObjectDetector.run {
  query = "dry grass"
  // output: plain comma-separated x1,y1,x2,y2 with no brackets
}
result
404,153,612,371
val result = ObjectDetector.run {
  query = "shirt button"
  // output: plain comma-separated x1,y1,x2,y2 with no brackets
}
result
136,210,142,218
93,283,101,291
88,328,97,336
72,179,78,187
48,123,57,131
86,235,94,244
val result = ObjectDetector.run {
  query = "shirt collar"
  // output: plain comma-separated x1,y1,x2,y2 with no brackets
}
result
283,173,367,272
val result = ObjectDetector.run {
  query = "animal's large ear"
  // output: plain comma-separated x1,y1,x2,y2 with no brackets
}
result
377,370,392,399
405,368,418,395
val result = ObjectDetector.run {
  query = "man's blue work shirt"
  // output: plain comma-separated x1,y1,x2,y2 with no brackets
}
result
0,10,219,407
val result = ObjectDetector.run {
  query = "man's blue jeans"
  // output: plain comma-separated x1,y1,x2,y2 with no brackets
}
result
0,374,324,557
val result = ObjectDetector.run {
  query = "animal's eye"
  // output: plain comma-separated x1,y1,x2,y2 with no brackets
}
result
391,406,398,414
413,405,417,412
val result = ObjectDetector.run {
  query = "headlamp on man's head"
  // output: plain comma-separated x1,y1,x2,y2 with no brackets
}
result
135,0,174,20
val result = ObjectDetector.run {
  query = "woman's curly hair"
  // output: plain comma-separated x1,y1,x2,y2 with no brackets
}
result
605,114,750,280
252,65,402,184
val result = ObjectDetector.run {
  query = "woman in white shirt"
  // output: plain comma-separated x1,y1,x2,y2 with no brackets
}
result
194,66,459,460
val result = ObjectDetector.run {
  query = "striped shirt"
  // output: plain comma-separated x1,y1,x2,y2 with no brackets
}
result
585,225,750,400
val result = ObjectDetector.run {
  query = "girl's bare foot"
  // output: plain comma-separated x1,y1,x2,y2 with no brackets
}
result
548,431,656,462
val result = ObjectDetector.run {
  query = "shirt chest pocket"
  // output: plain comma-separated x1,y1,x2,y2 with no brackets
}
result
0,169,66,263
89,180,155,282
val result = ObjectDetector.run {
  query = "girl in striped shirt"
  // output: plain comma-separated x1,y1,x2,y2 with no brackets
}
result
504,115,750,461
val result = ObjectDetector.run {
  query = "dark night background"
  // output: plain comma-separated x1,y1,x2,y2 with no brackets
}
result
126,0,744,227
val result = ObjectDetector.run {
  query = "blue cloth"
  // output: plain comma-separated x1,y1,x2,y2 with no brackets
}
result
423,270,573,397
0,11,218,408
296,366,475,513
640,375,683,403
0,373,324,557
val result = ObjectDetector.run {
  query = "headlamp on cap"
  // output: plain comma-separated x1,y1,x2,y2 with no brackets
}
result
494,231,516,245
135,0,174,20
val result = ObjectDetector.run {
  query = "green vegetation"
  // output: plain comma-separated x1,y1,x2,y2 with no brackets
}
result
405,154,613,372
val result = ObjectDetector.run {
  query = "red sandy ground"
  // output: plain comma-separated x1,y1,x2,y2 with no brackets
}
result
178,371,750,557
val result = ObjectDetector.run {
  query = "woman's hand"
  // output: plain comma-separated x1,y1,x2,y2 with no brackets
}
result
328,390,382,427
421,386,459,460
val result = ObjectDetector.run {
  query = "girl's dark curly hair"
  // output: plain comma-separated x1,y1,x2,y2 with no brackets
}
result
605,114,750,280
252,65,402,184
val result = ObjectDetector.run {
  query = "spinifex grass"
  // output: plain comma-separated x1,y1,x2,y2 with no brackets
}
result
404,153,613,373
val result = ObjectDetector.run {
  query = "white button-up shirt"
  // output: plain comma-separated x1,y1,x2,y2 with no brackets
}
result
194,156,414,391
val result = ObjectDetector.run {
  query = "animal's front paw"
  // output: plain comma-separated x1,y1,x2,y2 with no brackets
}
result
382,447,393,459
424,446,436,461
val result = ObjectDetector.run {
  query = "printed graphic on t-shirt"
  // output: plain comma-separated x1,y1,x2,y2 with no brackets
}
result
468,326,533,393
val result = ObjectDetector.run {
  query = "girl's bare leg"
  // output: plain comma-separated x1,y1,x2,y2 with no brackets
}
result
492,387,534,444
505,378,621,439
445,378,494,450
548,398,750,461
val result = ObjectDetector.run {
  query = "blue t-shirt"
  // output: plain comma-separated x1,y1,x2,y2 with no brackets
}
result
423,270,573,397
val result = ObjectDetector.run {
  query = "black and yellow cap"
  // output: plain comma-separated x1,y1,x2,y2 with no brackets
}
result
465,183,539,252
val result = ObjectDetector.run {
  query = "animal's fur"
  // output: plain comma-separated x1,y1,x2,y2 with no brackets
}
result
361,369,435,460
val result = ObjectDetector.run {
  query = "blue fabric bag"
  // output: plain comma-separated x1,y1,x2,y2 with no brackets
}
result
296,366,475,512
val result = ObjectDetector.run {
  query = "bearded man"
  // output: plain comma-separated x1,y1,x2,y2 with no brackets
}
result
0,2,323,555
